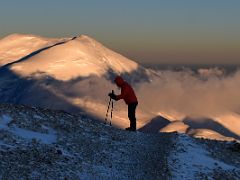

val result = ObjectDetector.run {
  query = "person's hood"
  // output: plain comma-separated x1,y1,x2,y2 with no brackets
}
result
114,76,125,87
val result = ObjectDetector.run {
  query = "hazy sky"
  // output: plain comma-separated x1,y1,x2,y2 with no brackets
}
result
0,0,240,65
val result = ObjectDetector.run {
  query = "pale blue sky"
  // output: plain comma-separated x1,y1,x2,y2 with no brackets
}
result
0,0,240,64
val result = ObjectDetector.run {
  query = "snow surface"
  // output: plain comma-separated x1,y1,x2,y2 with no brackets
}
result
0,34,69,66
169,134,239,179
9,126,57,144
0,114,56,144
0,114,12,127
187,128,235,141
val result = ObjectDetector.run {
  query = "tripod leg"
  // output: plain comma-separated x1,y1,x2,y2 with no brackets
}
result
110,100,114,126
105,97,112,124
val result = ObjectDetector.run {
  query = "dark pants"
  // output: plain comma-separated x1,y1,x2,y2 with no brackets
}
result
128,102,138,130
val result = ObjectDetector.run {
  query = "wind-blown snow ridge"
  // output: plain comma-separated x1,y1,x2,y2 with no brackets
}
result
0,34,69,66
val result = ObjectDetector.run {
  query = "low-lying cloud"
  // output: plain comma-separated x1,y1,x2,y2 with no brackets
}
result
137,67,240,118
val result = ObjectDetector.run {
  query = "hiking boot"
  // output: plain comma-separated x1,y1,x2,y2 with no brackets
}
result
125,127,136,131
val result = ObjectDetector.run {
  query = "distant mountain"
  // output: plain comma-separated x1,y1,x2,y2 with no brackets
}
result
2,34,138,81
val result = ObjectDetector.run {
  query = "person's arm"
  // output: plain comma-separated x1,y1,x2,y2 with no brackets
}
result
116,86,129,100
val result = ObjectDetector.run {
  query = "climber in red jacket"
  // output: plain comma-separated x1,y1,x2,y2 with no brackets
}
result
109,76,138,131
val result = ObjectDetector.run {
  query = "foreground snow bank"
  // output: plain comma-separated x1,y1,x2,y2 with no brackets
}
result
0,103,172,179
169,134,240,179
0,114,57,144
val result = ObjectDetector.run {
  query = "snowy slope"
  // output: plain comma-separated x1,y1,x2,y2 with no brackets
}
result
169,134,240,179
160,121,189,133
0,103,172,179
0,103,239,179
8,35,138,81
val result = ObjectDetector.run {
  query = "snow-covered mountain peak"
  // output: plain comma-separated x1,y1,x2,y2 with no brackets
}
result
75,34,98,43
7,34,138,81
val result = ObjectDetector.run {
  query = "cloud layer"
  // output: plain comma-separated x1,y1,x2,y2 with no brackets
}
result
138,67,240,119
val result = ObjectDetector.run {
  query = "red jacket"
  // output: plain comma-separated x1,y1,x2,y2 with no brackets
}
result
114,76,138,105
